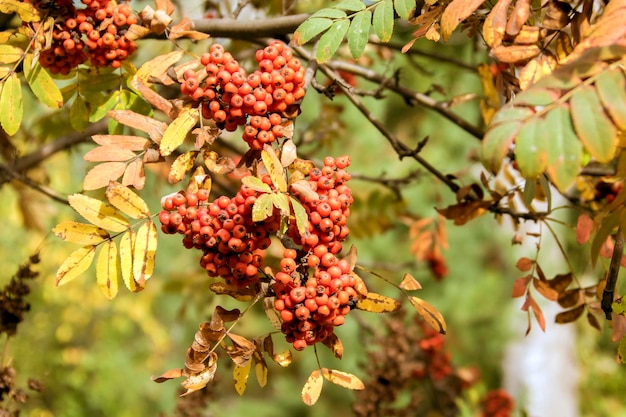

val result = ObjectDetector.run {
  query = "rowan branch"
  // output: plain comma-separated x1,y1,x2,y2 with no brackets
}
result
191,14,308,40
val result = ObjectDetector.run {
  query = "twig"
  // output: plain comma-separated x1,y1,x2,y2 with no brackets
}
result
0,165,69,204
325,60,485,140
369,40,477,71
602,226,623,319
191,14,308,40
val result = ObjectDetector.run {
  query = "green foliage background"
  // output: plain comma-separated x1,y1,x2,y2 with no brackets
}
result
1,2,625,417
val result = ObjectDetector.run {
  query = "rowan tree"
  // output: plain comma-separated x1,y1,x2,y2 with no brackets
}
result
1,0,625,415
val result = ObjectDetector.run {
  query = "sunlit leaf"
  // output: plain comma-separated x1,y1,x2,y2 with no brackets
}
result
23,54,63,108
168,150,199,184
56,245,97,286
119,230,137,291
262,145,287,192
271,193,290,217
356,292,401,313
233,360,252,395
53,221,110,245
399,273,422,290
132,50,184,88
0,45,23,63
159,108,199,156
83,161,128,191
0,0,40,22
301,369,323,406
97,240,119,300
0,72,23,135
132,221,158,285
84,145,137,162
372,0,394,42
440,0,486,41
321,368,365,390
242,176,272,193
108,110,168,143
293,18,333,45
316,19,350,63
409,296,447,334
252,193,274,222
347,10,371,59
290,197,310,238
482,0,511,47
68,194,130,232
570,85,617,163
105,181,150,219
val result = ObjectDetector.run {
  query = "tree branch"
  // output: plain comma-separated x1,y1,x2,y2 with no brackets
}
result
191,14,308,40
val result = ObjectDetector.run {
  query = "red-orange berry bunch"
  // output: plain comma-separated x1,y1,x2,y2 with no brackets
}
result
480,389,514,417
179,41,306,149
158,182,280,287
35,0,138,74
272,155,356,351
411,321,453,381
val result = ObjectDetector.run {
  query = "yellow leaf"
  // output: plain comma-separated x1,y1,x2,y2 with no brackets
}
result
0,0,40,22
131,50,184,88
133,221,158,286
0,45,23,64
233,360,251,395
301,369,323,406
399,273,422,291
355,292,400,313
409,296,447,334
105,181,150,219
68,194,130,232
321,368,365,390
168,150,199,184
159,108,199,156
52,221,110,245
253,351,268,388
0,72,23,135
119,230,138,291
23,54,62,108
97,240,119,300
482,0,511,47
262,145,287,192
56,245,97,286
83,161,127,191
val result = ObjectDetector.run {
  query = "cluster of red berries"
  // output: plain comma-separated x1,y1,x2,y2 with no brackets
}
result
412,322,453,381
158,183,280,287
34,0,137,74
593,179,624,204
179,41,306,149
272,155,356,351
480,389,514,417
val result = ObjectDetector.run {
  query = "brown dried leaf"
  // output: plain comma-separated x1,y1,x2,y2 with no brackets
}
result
490,44,541,63
533,278,559,301
152,368,183,383
209,282,256,302
505,0,530,36
526,294,546,332
555,304,585,323
587,311,602,330
181,352,217,396
512,275,531,298
558,288,582,308
263,335,292,367
436,200,491,225
203,149,236,175
547,273,573,293
440,0,487,41
281,139,298,167
399,273,422,290
193,126,219,148
542,0,571,30
169,18,210,40
321,333,343,359
343,245,358,273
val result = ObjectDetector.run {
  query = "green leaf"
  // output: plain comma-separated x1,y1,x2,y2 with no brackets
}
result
334,0,365,11
347,10,371,59
513,88,560,107
311,8,348,19
570,85,617,163
159,108,199,156
23,54,63,108
79,71,121,93
0,72,23,135
490,106,534,126
316,19,350,63
293,18,334,45
619,336,626,364
252,193,274,222
394,0,416,19
290,197,310,238
90,91,120,122
482,121,520,173
545,105,582,192
70,95,90,132
515,117,548,179
372,0,394,42
595,68,626,131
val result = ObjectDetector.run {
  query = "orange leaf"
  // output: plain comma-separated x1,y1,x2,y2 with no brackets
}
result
490,44,541,63
576,212,594,244
409,296,447,334
515,257,534,271
84,145,137,162
533,277,559,301
440,0,487,41
399,273,422,290
512,275,531,298
122,158,146,189
83,161,127,190
91,134,150,151
483,0,512,47
108,110,168,143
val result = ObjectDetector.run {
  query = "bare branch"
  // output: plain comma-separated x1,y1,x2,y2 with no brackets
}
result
191,14,308,40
